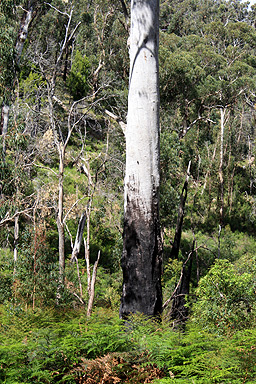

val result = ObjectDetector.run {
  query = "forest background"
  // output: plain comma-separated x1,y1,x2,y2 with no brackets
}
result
0,0,256,382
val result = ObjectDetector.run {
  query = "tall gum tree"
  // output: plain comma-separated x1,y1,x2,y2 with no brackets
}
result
120,0,162,318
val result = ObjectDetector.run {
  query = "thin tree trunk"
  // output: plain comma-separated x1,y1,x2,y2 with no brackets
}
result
71,212,87,262
15,3,34,63
219,107,225,226
1,105,9,156
120,0,162,318
169,242,194,324
86,250,100,317
13,214,19,273
32,229,37,311
170,161,191,260
57,153,65,281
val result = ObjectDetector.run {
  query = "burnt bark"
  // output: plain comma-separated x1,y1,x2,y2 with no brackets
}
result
170,161,191,260
71,212,86,262
120,194,162,318
120,0,162,319
169,245,194,324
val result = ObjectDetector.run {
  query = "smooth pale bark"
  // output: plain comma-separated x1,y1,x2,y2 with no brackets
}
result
120,0,162,318
1,105,9,156
13,215,19,274
16,3,34,63
219,107,225,226
86,249,100,317
57,153,65,280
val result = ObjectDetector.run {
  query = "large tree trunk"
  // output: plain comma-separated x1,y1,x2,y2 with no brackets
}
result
120,0,162,318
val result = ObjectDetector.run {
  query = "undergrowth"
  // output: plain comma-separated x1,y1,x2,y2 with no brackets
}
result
0,305,255,383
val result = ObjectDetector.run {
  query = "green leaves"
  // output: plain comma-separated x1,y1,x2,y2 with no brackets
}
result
67,51,91,101
192,259,256,334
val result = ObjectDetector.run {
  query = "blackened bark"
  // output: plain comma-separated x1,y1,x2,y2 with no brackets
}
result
71,211,86,262
120,0,161,319
169,245,194,323
63,46,69,82
119,0,129,25
120,194,162,318
170,161,191,260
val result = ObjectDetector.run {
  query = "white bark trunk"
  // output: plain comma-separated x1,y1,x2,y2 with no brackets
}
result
57,152,65,280
1,105,9,136
13,215,19,270
15,4,33,63
87,250,100,317
124,0,160,217
1,104,9,156
219,107,225,225
120,0,162,318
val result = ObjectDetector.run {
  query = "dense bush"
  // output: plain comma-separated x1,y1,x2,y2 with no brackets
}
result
192,259,256,334
0,308,255,383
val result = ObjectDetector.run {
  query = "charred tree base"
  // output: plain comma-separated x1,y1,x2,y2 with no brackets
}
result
120,202,162,319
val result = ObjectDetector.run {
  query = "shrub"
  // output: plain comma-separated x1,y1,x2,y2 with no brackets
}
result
67,51,90,100
191,259,255,334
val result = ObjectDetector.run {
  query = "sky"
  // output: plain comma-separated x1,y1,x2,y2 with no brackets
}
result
242,0,256,5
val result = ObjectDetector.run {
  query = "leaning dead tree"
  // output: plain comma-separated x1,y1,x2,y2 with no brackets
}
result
169,243,194,324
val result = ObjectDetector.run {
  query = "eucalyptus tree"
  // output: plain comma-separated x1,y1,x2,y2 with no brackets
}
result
120,0,162,318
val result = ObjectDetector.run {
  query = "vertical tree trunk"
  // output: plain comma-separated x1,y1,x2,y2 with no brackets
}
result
1,105,10,156
120,0,162,318
13,215,19,272
170,161,191,260
219,107,225,226
169,244,194,324
86,249,100,317
57,153,65,281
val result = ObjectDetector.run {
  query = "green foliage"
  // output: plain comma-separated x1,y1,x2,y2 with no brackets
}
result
67,51,91,100
0,307,255,383
14,227,59,307
0,307,132,383
192,259,255,334
0,248,13,303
